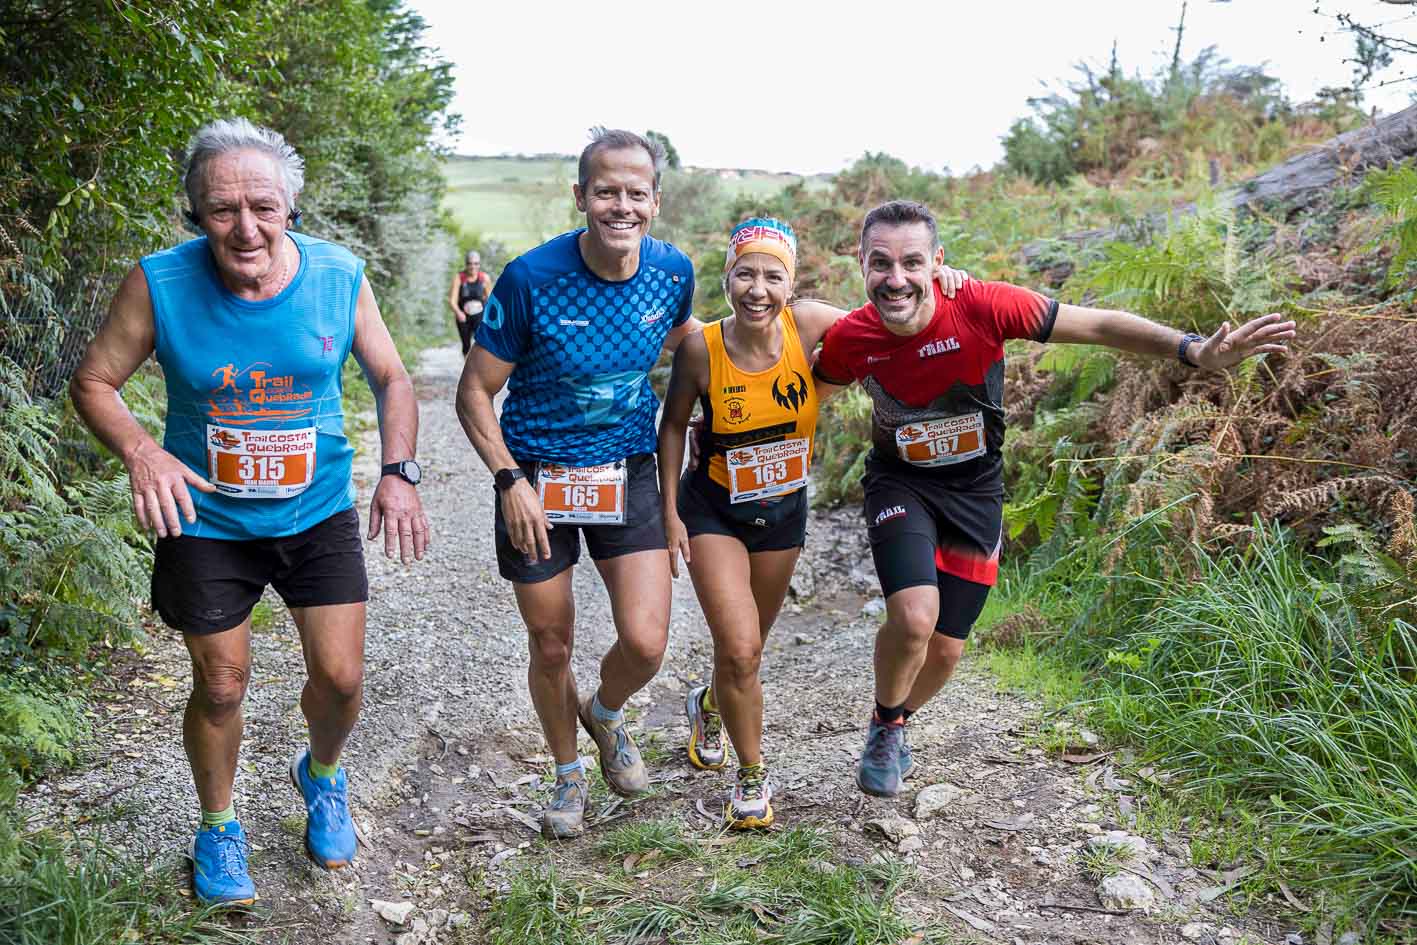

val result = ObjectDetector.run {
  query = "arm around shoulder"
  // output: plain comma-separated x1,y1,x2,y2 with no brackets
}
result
788,298,846,354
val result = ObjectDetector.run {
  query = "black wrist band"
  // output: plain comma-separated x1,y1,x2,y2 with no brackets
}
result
1178,332,1204,369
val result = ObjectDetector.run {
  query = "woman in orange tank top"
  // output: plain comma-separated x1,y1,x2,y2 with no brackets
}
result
658,218,964,828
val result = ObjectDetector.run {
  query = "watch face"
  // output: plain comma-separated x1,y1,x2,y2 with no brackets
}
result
402,460,422,485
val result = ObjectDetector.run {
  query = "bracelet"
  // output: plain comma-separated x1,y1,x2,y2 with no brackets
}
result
1177,332,1204,369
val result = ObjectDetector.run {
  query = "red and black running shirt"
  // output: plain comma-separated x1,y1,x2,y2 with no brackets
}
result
814,279,1057,486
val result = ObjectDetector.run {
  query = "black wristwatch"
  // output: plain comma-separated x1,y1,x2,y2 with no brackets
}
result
1177,332,1205,369
381,459,422,486
493,467,526,492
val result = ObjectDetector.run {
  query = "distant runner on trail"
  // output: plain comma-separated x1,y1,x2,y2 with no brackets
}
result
448,249,492,356
70,118,429,905
811,200,1296,799
455,128,700,838
658,217,965,829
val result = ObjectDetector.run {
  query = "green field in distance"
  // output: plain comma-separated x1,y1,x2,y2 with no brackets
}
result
441,155,828,253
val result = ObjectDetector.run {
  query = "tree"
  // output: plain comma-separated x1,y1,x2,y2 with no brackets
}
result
646,130,681,170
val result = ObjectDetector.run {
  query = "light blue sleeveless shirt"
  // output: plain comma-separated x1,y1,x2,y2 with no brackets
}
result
142,232,361,540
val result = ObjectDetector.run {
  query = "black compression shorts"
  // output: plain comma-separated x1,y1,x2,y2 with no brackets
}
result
862,458,1001,639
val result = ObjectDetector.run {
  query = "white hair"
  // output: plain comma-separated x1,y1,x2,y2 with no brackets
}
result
182,117,305,212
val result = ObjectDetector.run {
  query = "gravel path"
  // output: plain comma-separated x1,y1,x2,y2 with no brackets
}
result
26,343,1301,945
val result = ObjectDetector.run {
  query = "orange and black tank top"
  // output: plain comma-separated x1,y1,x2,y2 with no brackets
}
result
697,306,819,503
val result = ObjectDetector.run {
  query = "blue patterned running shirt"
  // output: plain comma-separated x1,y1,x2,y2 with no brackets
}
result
475,230,695,465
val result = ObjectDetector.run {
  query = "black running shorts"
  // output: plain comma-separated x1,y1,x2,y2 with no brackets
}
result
676,471,807,553
494,453,667,584
151,507,369,636
862,458,1001,639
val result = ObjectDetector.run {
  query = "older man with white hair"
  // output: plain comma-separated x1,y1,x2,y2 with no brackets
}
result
71,117,428,905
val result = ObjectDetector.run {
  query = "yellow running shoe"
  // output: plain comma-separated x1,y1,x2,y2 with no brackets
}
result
727,764,774,830
686,685,727,770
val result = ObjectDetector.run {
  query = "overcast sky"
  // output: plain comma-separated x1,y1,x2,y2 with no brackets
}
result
411,0,1416,175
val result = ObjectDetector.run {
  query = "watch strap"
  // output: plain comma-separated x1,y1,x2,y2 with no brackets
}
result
494,467,527,491
1178,332,1204,369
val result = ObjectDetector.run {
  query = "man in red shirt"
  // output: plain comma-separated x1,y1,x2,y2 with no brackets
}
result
813,200,1295,797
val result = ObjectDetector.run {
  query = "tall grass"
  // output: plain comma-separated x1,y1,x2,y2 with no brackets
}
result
0,779,252,945
986,519,1417,929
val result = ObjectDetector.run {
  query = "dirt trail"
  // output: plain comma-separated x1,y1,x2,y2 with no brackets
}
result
29,344,1297,945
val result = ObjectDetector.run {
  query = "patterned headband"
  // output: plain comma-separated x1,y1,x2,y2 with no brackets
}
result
725,217,797,281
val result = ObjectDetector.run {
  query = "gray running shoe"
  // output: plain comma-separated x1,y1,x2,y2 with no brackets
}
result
857,718,905,797
577,696,650,796
542,775,588,839
899,733,916,781
686,685,727,771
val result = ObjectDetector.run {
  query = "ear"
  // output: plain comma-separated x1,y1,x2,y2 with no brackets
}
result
573,184,587,214
650,188,661,218
933,246,944,267
183,208,201,227
857,246,867,274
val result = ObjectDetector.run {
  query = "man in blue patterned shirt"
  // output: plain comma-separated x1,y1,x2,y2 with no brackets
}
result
456,128,700,838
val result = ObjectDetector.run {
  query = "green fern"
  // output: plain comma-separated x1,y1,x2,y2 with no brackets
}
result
0,357,149,660
1364,159,1417,287
1072,202,1284,327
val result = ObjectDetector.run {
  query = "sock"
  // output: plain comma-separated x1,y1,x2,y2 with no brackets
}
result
701,687,717,713
201,804,236,828
902,707,915,722
874,701,907,725
308,752,339,780
737,760,765,779
591,692,623,723
556,759,585,780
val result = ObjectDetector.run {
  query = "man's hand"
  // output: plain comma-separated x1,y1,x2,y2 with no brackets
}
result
665,511,691,578
934,266,969,298
686,415,704,472
1193,312,1297,371
500,478,553,561
368,476,430,563
125,442,216,538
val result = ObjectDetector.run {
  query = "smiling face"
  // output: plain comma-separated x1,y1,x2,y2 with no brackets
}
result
573,146,660,258
859,221,944,334
197,149,291,293
726,253,791,329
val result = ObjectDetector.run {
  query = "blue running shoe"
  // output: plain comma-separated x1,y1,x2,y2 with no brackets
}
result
188,820,255,906
290,750,357,868
899,733,916,782
857,718,905,797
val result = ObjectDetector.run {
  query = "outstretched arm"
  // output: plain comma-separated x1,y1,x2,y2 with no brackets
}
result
1049,304,1296,370
70,266,217,538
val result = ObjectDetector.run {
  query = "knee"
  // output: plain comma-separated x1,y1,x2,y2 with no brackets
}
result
619,626,667,671
888,598,939,648
310,661,363,704
193,663,249,719
527,625,573,673
926,634,965,673
714,643,762,687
